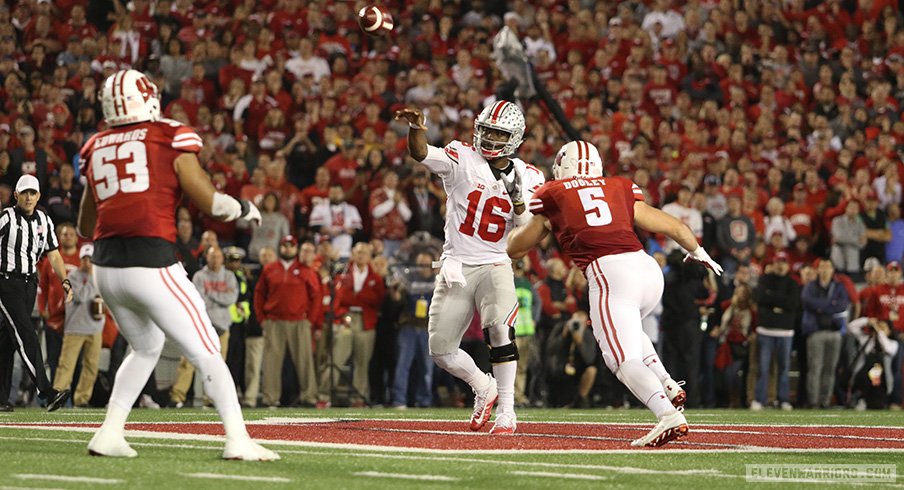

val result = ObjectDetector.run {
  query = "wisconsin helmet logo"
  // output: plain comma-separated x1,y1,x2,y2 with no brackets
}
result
135,77,155,103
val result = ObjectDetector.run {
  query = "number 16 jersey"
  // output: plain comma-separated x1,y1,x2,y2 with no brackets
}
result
79,119,203,243
529,176,644,272
422,141,545,266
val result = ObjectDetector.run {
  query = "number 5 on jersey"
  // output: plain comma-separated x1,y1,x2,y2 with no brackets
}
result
92,141,150,200
578,187,612,227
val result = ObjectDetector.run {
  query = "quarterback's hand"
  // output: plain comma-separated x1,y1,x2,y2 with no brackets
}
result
393,108,427,129
684,247,723,276
239,200,262,226
501,168,524,206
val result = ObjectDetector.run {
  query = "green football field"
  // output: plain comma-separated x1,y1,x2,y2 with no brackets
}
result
0,408,902,489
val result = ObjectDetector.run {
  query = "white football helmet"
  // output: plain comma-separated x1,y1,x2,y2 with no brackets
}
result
553,140,604,180
473,100,525,159
101,69,161,127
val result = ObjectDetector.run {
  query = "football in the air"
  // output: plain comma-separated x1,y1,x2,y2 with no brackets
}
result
358,4,394,36
90,296,105,321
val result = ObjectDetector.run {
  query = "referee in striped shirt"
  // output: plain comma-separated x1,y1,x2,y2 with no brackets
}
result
0,175,72,412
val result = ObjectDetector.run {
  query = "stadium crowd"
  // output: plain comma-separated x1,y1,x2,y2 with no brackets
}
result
1,0,904,411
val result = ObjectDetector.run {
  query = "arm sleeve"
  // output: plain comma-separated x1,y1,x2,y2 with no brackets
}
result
346,206,363,230
253,271,267,322
421,143,457,177
528,183,550,216
370,190,394,219
397,199,412,222
172,126,203,153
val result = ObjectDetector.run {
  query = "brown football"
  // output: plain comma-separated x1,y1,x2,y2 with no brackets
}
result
90,296,105,321
358,4,394,36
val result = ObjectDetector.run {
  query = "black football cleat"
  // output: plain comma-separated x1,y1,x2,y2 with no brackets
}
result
47,389,70,412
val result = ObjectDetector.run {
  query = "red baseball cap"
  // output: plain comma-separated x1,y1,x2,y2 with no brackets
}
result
279,235,298,247
887,261,901,271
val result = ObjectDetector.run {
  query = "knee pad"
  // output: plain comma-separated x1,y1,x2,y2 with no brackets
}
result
483,326,518,364
488,342,519,364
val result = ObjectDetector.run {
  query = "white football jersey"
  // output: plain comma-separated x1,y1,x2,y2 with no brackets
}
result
421,140,545,265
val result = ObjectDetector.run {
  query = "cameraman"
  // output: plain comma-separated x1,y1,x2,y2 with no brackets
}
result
389,252,436,408
546,311,600,408
846,317,899,409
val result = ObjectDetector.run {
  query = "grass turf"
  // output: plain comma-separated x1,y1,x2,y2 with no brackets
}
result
0,408,901,489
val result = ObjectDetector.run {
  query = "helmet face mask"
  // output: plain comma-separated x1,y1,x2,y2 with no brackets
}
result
101,69,161,127
553,140,604,180
472,101,524,159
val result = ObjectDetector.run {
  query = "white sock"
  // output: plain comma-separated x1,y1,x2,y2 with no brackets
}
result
616,359,676,419
492,361,516,415
196,355,249,440
641,333,669,383
100,404,130,435
106,349,160,428
433,349,487,390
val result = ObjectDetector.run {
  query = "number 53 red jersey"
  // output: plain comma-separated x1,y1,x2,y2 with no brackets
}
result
529,176,645,272
79,119,203,242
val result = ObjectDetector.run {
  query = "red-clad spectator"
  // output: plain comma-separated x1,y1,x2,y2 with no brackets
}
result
37,223,80,338
240,167,271,208
257,108,289,157
323,141,359,190
537,258,577,321
182,62,217,108
866,262,904,333
59,4,97,43
369,171,411,258
298,166,330,220
255,235,323,407
264,70,293,114
318,242,385,408
233,77,278,142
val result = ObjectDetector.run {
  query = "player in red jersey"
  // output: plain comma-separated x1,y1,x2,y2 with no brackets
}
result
508,141,723,447
77,69,278,461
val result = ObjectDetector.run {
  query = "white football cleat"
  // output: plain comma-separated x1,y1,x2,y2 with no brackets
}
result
631,411,689,448
469,373,498,431
222,437,280,461
489,411,517,435
87,430,138,458
663,378,686,411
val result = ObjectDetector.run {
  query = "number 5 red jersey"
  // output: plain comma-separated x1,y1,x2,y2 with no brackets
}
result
79,119,202,243
529,176,645,272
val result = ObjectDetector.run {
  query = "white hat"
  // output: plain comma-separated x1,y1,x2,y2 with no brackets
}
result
15,174,40,193
79,243,94,259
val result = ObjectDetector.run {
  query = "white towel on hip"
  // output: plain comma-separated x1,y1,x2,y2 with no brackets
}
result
437,258,467,288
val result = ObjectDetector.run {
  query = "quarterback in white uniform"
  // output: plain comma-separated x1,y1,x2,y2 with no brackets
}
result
395,101,544,434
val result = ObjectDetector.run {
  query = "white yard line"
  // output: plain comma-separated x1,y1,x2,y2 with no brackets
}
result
181,473,290,483
352,471,458,481
0,486,66,490
13,474,123,484
509,470,608,480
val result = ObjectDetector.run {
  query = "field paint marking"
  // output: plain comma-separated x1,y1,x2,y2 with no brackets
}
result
13,474,123,484
352,471,458,481
8,418,904,431
3,427,904,455
182,473,290,483
255,417,904,430
691,427,904,443
0,486,66,490
510,471,608,480
292,449,731,477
